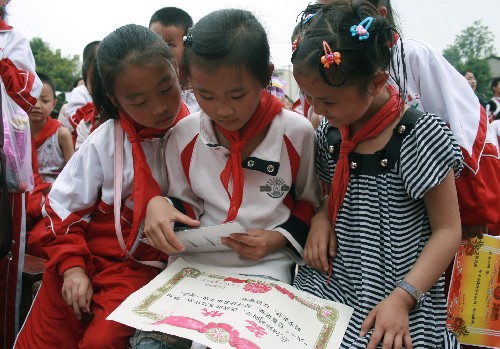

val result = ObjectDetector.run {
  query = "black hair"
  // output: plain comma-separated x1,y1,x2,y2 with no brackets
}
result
461,70,475,77
490,76,500,91
364,0,397,30
91,24,176,120
182,8,272,88
149,7,193,34
35,71,56,99
82,41,100,86
72,77,83,89
292,0,405,100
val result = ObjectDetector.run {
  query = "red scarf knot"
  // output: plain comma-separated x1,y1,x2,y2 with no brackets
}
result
326,86,402,283
117,103,189,256
217,91,283,222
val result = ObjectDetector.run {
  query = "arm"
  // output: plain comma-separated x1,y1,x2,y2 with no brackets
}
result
58,126,75,162
0,30,42,111
362,170,461,349
402,38,499,231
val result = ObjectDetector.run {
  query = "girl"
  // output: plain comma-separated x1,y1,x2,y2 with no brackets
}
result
26,72,74,258
15,24,195,349
131,8,320,349
292,2,462,349
315,0,500,241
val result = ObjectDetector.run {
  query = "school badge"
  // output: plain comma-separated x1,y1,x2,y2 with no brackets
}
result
260,177,290,198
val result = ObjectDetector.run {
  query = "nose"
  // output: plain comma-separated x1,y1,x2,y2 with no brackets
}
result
216,100,233,117
312,99,326,117
151,95,169,116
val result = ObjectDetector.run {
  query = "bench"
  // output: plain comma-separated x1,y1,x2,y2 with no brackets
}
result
20,254,46,323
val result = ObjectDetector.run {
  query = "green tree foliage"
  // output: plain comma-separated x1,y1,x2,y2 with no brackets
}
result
30,37,81,111
443,20,497,101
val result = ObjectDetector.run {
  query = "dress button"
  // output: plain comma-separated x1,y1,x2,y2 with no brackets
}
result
267,165,275,173
380,158,389,167
397,124,406,134
328,145,335,154
349,162,358,170
247,160,254,167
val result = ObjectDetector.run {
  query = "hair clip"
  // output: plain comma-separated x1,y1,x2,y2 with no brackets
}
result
292,38,302,54
350,17,374,41
320,40,341,69
182,34,193,45
302,13,316,25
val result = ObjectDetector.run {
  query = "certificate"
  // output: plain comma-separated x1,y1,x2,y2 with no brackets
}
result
108,258,354,349
447,235,500,348
141,222,246,254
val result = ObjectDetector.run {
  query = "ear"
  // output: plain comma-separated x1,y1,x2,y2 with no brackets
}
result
52,98,57,109
378,6,388,18
369,71,389,96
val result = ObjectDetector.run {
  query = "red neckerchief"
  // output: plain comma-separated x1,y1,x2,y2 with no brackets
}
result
0,18,12,31
217,91,283,222
119,102,189,253
33,117,61,149
327,86,402,281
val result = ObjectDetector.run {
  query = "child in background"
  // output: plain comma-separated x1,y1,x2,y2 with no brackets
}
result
15,24,194,349
26,72,74,257
29,72,74,183
0,0,42,346
150,7,201,114
292,2,461,348
487,76,500,121
62,40,100,147
131,8,320,348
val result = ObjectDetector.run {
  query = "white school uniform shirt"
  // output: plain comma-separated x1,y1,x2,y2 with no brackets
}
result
44,119,170,228
166,109,321,283
392,37,499,172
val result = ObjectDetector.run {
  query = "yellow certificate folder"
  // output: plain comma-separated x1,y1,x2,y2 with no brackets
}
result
447,235,500,348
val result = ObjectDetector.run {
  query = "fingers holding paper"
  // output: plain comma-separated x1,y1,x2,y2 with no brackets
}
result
143,196,199,254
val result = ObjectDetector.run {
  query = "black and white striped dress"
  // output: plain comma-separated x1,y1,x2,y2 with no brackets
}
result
294,110,463,348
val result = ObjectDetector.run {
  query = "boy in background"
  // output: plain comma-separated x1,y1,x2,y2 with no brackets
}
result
149,7,200,113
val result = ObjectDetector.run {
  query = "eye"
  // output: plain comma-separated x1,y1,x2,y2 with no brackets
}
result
161,86,172,93
198,95,213,100
231,94,245,100
131,101,146,107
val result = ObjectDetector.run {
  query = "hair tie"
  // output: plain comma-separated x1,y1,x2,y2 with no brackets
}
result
320,40,341,69
182,33,193,45
350,17,373,41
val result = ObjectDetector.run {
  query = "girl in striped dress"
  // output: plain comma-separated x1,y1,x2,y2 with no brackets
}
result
291,1,462,348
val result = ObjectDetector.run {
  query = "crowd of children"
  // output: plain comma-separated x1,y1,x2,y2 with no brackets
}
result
0,0,499,348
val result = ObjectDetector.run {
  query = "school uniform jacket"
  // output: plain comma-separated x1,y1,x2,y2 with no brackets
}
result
42,119,169,276
166,109,321,283
393,37,500,229
0,20,42,348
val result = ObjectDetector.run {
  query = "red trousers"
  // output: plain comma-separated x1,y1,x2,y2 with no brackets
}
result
14,257,160,349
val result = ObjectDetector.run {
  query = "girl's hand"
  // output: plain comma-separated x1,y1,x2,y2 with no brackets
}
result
143,196,200,254
222,229,287,261
361,288,415,349
462,224,487,240
62,267,93,320
303,212,336,273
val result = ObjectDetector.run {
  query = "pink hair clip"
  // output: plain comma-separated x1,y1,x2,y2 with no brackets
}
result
320,40,341,69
